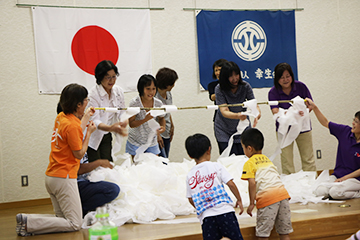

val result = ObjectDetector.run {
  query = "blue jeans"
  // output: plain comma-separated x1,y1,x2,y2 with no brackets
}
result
202,212,243,240
125,141,160,156
78,180,120,217
158,137,171,158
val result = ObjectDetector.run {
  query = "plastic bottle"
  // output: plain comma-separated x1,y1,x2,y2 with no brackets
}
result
88,205,118,240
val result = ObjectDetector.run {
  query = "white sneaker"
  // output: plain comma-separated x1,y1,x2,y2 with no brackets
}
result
15,214,33,237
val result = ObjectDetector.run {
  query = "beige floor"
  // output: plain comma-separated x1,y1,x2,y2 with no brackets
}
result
1,199,359,240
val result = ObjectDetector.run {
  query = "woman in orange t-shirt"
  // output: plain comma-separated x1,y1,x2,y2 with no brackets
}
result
16,84,96,236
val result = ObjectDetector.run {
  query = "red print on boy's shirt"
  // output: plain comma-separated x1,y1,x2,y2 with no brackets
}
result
355,152,360,158
189,170,217,189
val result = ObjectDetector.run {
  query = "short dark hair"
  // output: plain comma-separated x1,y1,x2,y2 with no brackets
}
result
355,111,360,120
219,61,244,91
212,59,227,79
95,60,119,85
274,63,295,90
59,83,88,114
241,128,264,151
155,67,178,90
57,102,62,114
185,133,211,160
137,74,157,96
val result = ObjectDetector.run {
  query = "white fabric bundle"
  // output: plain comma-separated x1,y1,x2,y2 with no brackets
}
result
111,107,141,158
270,96,311,161
134,109,165,161
82,153,342,228
219,99,259,158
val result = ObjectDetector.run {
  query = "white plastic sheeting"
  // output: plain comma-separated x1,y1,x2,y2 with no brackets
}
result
219,99,260,159
270,96,311,161
82,153,341,228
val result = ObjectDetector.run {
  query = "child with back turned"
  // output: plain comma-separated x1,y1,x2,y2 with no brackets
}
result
185,133,244,240
241,128,293,240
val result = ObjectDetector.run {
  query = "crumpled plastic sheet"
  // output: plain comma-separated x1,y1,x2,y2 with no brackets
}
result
270,96,312,161
82,153,342,228
219,99,260,159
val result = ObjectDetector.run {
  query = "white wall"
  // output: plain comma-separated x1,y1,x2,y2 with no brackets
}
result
1,0,359,203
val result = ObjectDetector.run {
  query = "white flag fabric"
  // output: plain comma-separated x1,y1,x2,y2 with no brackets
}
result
32,7,152,94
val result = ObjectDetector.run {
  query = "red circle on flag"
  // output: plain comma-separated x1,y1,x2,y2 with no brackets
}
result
71,25,119,75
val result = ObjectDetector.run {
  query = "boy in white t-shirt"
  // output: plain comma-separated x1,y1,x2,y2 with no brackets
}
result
185,133,244,240
241,128,293,240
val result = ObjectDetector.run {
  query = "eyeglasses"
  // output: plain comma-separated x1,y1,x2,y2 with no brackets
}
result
104,75,117,81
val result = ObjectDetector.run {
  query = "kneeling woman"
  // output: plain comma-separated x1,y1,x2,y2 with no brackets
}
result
16,84,96,236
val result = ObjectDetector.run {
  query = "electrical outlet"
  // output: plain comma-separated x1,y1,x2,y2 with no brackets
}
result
21,175,28,187
316,150,322,159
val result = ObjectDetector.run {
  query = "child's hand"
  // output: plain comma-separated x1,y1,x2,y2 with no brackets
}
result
247,203,255,217
169,126,174,142
144,113,154,122
157,126,165,134
157,133,164,149
235,200,244,215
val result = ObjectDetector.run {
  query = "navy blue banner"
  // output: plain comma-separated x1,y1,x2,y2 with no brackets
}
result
197,10,297,90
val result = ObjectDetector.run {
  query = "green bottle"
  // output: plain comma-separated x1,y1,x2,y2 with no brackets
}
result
89,205,118,240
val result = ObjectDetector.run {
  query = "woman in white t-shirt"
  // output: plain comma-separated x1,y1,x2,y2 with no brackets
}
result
87,60,128,162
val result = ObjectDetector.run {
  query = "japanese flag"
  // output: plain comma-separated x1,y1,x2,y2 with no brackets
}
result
32,7,152,94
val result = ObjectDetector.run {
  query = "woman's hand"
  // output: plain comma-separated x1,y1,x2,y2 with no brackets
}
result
253,106,261,127
110,122,128,136
238,112,248,121
119,119,128,128
304,98,316,110
87,121,96,134
253,117,259,127
81,107,96,131
157,133,164,149
335,176,349,182
85,106,95,117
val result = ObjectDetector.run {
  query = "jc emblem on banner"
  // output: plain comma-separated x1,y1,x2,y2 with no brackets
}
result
196,10,297,90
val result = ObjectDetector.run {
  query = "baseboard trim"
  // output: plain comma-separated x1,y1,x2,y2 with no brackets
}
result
0,198,51,210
